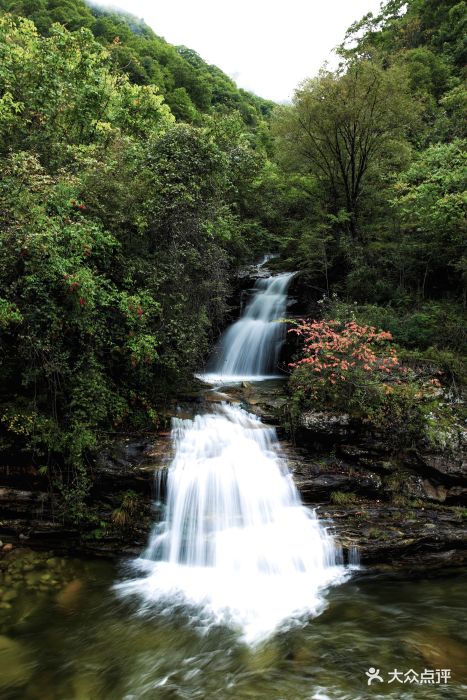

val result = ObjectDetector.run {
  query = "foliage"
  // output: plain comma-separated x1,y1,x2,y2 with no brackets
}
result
290,319,399,384
0,0,274,129
112,490,142,529
0,0,466,517
317,296,466,356
0,10,269,520
338,0,466,72
273,0,466,378
0,14,174,166
274,61,415,239
330,491,358,506
288,312,463,448
391,140,467,298
289,318,401,410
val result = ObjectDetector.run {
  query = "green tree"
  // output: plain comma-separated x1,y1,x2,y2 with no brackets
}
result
392,139,467,299
0,13,245,520
0,15,173,167
166,86,198,122
274,60,415,238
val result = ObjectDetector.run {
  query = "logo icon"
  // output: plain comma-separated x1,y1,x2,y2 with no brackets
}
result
366,667,384,686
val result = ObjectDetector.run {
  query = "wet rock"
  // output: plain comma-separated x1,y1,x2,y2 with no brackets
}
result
236,260,278,281
204,391,231,403
297,472,382,502
97,438,152,471
46,557,61,568
299,411,353,438
319,501,467,574
406,631,467,682
56,578,84,609
0,488,49,518
25,572,42,586
419,451,466,481
0,635,33,690
288,391,466,570
445,484,467,503
94,437,160,492
339,444,372,460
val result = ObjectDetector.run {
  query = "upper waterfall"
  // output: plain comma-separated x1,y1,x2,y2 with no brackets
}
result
201,272,294,382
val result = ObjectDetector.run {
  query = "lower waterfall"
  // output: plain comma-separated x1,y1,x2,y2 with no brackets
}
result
116,404,346,643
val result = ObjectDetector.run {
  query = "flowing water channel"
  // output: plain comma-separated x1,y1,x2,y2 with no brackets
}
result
1,272,466,698
115,403,345,644
115,273,345,644
1,555,466,699
201,271,293,381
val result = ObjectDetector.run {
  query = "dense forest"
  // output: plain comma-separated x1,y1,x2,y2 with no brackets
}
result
0,0,465,520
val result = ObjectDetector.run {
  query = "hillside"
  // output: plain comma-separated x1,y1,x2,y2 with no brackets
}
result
0,0,274,125
0,0,465,524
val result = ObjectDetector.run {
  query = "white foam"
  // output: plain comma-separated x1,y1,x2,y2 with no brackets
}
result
115,404,347,643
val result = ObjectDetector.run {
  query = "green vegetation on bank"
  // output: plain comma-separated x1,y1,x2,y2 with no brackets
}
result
288,307,465,452
0,5,275,520
275,0,466,438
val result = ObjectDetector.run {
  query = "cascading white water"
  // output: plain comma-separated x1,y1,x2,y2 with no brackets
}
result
116,267,349,643
200,272,294,382
115,404,346,643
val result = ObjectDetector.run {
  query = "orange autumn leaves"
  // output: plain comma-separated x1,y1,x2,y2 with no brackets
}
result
289,319,401,388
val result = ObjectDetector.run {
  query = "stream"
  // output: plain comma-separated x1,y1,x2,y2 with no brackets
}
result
1,271,466,698
1,554,466,699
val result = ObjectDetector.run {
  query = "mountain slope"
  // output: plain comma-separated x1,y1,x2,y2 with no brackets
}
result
0,0,274,124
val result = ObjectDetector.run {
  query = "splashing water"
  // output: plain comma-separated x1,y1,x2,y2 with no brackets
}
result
200,272,294,382
115,404,346,643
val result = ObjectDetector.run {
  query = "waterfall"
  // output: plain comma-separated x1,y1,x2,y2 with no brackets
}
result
115,266,347,643
115,404,345,643
200,272,294,382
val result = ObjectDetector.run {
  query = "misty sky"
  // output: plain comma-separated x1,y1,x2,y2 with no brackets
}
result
92,0,383,102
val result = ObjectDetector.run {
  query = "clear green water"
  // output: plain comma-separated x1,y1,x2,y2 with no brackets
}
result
0,550,466,699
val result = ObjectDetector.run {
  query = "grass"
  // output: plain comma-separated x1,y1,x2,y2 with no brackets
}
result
330,491,358,506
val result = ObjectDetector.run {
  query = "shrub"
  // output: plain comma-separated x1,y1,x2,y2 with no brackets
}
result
288,317,453,446
289,319,400,412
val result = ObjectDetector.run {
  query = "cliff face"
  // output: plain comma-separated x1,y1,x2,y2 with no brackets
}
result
231,381,467,574
290,408,467,573
0,437,162,557
1,372,466,574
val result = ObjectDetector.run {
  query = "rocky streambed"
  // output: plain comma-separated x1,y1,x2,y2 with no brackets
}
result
1,378,467,699
1,378,466,575
243,379,467,574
